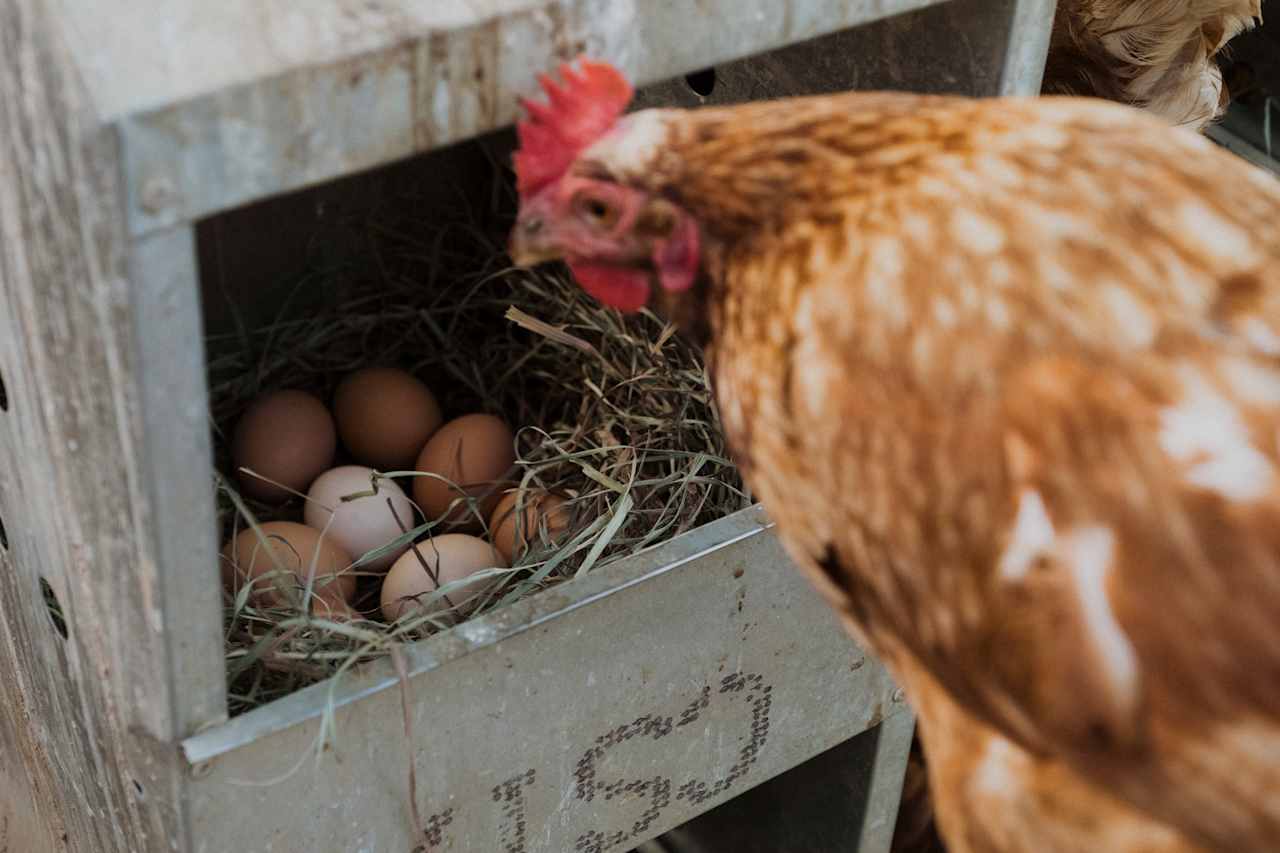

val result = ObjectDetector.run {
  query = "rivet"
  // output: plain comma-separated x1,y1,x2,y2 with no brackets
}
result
139,176,177,215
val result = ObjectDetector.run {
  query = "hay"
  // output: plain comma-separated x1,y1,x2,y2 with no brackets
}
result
208,189,748,716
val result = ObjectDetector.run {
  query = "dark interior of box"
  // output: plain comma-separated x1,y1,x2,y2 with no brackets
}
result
1217,13,1280,156
196,128,518,345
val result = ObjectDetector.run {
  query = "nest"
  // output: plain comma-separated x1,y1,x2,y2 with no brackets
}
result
207,182,748,716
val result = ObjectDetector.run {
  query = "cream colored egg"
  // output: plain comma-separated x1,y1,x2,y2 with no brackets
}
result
304,465,415,572
380,534,507,623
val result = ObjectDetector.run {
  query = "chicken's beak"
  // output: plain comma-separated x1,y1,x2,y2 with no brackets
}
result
509,209,565,268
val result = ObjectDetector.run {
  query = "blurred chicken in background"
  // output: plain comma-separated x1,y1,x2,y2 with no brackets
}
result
1042,1,1262,130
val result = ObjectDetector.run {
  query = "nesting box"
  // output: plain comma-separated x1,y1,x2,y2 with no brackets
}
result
0,1,1053,851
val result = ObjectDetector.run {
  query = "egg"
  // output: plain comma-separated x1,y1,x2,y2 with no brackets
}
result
304,466,416,572
413,414,516,527
334,368,443,471
232,390,336,503
489,490,571,564
380,534,507,622
220,521,355,616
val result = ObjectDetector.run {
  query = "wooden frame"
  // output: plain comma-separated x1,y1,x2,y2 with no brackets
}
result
0,1,1053,850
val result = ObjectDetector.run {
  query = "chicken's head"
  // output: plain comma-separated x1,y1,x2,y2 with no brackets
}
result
508,59,701,316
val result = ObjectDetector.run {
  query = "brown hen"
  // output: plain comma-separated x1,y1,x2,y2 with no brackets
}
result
509,61,1280,853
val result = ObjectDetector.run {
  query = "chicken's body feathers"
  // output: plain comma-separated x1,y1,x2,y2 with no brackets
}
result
613,93,1280,851
512,78,1280,852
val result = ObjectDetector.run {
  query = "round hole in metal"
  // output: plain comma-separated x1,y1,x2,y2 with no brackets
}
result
40,577,68,639
685,67,716,97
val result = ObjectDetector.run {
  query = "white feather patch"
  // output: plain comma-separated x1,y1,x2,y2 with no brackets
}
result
1062,525,1140,713
864,240,908,326
1221,357,1280,405
586,110,673,175
1176,203,1258,265
1101,285,1156,348
1241,317,1280,356
932,298,957,328
1159,369,1274,501
950,210,1007,255
972,736,1022,797
999,489,1055,580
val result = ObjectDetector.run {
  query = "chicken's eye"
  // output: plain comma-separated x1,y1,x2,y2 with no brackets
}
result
574,193,618,228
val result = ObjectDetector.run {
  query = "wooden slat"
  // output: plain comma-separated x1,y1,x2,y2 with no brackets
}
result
0,0,223,848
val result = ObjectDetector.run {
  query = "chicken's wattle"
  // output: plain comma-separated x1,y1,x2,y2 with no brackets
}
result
568,262,650,313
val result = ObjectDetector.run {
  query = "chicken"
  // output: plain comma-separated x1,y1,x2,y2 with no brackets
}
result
508,60,1280,852
1043,0,1262,130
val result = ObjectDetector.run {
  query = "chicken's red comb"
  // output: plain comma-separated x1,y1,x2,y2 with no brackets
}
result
514,58,634,197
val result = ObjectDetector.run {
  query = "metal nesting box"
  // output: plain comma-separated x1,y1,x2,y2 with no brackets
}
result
0,1,1053,851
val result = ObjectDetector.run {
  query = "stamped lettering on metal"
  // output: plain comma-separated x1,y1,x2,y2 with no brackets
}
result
422,671,772,851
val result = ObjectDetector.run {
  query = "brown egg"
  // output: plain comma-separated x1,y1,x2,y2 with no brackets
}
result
380,535,507,622
489,490,571,564
232,390,336,503
413,414,516,528
220,521,355,614
334,368,443,471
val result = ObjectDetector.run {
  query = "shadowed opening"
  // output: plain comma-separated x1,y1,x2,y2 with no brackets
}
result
41,577,68,639
685,67,717,97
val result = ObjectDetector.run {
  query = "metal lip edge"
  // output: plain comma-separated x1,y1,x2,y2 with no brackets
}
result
116,0,952,237
182,503,774,765
1205,125,1280,177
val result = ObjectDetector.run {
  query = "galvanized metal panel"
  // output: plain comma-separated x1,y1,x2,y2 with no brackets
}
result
633,0,1057,111
636,708,915,853
998,0,1057,96
854,710,916,853
56,0,952,121
127,226,229,736
1207,125,1280,177
183,507,905,852
56,0,953,235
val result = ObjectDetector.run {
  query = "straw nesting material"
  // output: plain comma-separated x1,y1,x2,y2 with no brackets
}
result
207,207,749,716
